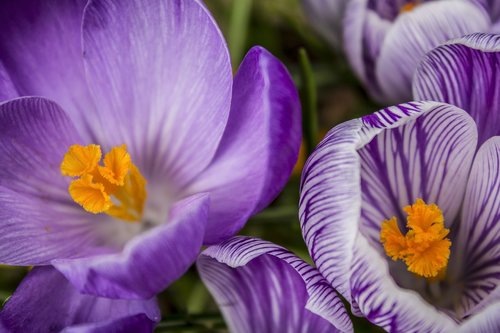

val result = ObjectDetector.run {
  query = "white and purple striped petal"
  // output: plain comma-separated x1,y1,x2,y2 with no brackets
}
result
414,33,500,146
359,103,477,245
343,0,490,103
197,237,352,333
458,301,500,333
188,46,301,244
454,137,500,317
350,235,457,332
376,0,489,103
300,101,476,301
0,266,160,333
82,0,232,189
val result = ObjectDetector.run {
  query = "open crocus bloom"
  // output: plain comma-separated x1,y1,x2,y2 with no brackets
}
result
197,237,353,333
339,0,491,103
0,266,160,332
0,0,300,299
300,34,499,332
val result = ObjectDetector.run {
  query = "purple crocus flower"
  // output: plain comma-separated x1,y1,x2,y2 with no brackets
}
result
303,0,492,104
0,0,301,300
197,236,353,333
0,266,160,332
299,33,499,332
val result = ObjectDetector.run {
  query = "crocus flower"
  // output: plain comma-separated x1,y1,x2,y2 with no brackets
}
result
0,266,160,332
197,236,353,333
303,0,491,104
0,0,300,300
300,33,499,332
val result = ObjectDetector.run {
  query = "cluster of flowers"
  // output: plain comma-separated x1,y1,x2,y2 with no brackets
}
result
0,0,497,332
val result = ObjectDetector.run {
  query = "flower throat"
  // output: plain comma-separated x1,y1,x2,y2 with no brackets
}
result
60,144,147,223
380,199,451,278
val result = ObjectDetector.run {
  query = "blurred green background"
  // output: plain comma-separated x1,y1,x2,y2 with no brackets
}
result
0,1,383,332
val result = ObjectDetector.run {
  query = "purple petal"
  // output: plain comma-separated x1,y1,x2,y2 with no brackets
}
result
414,33,500,146
455,137,500,317
197,236,352,333
376,1,490,103
300,101,477,302
0,97,101,265
188,47,301,244
301,0,349,48
458,302,500,333
82,0,232,188
0,0,99,142
53,193,209,299
0,266,159,333
349,235,457,332
0,62,17,101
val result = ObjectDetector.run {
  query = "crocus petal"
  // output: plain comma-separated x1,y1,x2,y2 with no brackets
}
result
82,0,232,188
0,97,102,265
414,33,500,146
349,235,457,332
343,0,392,100
358,103,477,241
188,47,301,244
197,236,352,333
458,302,500,333
455,136,500,317
53,193,209,299
0,62,17,101
0,0,99,141
300,101,477,301
0,266,159,333
301,0,349,48
376,0,489,103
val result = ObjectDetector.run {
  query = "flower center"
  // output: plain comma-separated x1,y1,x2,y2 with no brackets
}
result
380,199,451,278
60,144,147,223
400,1,419,13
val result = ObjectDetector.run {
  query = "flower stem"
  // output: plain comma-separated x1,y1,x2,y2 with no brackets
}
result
298,48,319,156
228,0,253,66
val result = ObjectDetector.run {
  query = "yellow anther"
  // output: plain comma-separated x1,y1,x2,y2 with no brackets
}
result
98,145,131,186
69,174,112,213
61,144,147,223
380,199,451,278
60,144,101,177
400,2,419,13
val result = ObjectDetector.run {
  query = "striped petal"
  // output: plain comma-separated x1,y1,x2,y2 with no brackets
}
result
455,137,500,317
350,235,458,332
197,237,352,333
300,101,477,301
414,33,500,146
458,301,500,333
376,0,489,103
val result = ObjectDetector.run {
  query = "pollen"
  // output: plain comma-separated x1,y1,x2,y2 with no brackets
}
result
400,2,419,13
380,199,451,278
61,144,147,223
